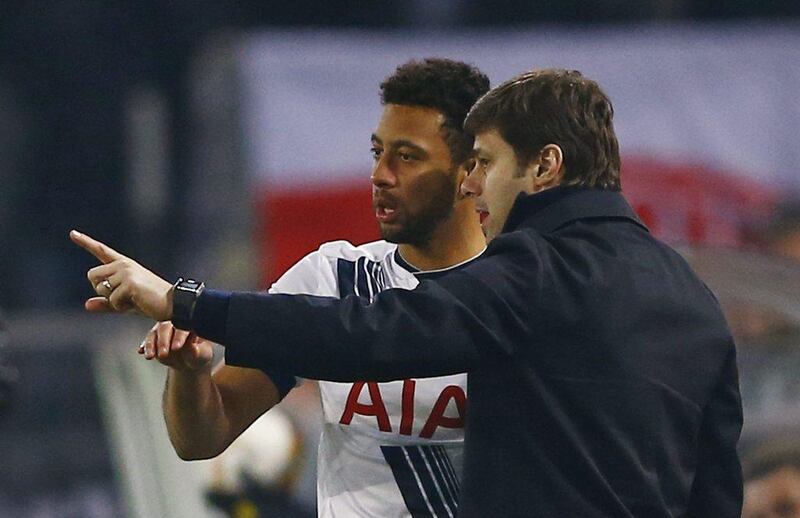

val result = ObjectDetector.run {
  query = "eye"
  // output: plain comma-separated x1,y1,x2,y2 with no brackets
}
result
464,157,477,174
398,152,415,162
473,158,489,174
370,147,383,161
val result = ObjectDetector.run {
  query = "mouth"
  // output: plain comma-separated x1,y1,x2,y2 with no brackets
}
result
376,205,397,223
475,208,490,236
475,206,489,225
374,196,400,224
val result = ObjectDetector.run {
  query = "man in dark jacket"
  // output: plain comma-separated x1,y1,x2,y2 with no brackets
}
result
73,68,743,516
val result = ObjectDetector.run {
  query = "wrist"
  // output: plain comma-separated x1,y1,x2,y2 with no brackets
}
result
169,359,213,377
165,285,174,321
171,277,205,330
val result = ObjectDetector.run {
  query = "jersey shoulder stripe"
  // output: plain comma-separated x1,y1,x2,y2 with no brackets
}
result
270,239,394,298
338,255,386,301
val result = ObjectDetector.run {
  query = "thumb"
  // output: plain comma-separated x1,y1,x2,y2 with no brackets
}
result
85,297,115,313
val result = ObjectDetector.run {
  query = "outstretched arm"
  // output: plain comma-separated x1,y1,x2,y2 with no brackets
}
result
192,255,526,381
72,229,537,383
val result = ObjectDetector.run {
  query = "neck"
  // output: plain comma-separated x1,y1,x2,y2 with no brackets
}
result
397,203,486,271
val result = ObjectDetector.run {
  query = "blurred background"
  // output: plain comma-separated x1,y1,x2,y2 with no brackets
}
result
2,1,800,517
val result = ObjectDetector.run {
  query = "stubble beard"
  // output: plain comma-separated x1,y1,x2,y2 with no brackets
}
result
379,169,457,247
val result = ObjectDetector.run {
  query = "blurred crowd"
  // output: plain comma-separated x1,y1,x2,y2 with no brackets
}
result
2,2,800,517
1,0,800,311
739,200,800,517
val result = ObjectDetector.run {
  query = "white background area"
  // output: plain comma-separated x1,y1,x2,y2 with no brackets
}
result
235,25,800,190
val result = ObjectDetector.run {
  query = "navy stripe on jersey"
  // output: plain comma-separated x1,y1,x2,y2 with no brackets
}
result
337,259,356,298
337,257,384,301
381,445,459,518
431,445,460,503
342,257,461,515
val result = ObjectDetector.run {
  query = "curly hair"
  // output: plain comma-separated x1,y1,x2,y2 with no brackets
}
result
380,58,490,167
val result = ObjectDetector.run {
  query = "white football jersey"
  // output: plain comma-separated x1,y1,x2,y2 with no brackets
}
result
269,240,483,518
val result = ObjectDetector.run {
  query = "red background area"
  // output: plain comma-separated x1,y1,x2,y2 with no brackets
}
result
257,157,777,284
258,183,379,284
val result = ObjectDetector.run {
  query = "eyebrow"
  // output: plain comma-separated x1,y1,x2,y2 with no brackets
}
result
371,135,429,158
392,139,428,156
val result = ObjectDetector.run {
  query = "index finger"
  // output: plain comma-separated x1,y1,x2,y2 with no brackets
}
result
69,230,124,264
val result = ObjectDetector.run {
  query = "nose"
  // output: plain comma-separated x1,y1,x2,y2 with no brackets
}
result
371,155,396,189
460,168,483,198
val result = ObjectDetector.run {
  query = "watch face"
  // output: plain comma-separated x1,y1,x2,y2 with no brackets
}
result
178,279,202,292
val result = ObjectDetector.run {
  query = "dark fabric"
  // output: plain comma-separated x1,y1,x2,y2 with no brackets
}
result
192,288,230,343
194,288,296,399
200,188,743,517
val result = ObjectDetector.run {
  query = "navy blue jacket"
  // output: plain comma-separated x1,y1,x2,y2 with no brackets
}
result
194,187,743,517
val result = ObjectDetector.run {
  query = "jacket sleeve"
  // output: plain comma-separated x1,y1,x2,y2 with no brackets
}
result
193,236,541,382
684,343,744,517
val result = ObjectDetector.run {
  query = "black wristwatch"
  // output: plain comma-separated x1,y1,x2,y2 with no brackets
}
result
171,277,205,330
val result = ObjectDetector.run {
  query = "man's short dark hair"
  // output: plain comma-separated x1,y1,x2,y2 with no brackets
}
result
380,58,490,167
464,69,621,190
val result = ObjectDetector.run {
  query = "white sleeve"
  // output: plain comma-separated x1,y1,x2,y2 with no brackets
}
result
268,249,340,298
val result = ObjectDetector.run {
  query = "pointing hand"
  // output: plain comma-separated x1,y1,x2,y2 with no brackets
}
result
70,230,173,321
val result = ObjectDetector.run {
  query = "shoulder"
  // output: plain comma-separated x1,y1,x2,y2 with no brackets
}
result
317,239,396,263
269,240,395,296
431,230,545,301
481,230,547,267
282,239,391,272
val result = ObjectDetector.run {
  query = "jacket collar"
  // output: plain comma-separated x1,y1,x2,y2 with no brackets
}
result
501,186,648,235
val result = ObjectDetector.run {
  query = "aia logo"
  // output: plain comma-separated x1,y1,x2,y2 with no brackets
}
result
339,380,466,438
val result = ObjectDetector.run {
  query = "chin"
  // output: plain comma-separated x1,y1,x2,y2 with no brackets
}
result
483,226,500,243
379,225,404,244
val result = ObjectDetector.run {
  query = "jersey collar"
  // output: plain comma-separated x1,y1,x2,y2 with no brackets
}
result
394,246,487,279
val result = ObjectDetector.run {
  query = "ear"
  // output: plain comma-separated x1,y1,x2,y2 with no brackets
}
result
532,144,564,192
